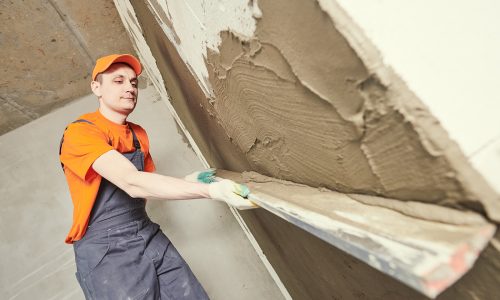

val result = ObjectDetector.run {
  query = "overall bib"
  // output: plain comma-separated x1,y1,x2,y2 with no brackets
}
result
72,121,209,300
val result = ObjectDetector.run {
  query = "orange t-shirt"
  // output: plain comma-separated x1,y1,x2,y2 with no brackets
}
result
59,110,156,244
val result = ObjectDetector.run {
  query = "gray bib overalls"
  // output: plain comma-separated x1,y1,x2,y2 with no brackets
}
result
67,120,209,300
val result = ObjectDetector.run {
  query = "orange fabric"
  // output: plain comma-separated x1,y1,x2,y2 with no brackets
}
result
60,110,155,244
92,54,142,80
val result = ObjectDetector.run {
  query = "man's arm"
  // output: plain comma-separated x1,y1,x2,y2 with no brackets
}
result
93,150,210,199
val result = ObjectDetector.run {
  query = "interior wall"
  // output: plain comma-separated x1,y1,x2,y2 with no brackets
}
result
118,0,500,299
334,0,500,156
0,85,284,299
123,0,499,220
332,0,500,196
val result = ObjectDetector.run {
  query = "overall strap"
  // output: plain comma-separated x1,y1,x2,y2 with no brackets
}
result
128,125,141,150
59,119,95,171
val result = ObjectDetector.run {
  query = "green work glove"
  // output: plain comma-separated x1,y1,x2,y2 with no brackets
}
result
208,179,257,210
184,168,217,184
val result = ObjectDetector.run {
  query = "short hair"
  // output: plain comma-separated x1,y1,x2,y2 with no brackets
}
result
95,73,103,84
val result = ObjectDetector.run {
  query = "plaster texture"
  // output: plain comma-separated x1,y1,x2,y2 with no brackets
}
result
328,0,500,195
129,0,500,222
119,0,500,299
0,85,284,299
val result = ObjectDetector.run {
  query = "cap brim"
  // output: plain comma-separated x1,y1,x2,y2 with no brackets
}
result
92,54,142,80
111,55,142,77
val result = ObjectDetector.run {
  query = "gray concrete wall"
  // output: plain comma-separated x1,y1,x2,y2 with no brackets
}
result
0,85,284,299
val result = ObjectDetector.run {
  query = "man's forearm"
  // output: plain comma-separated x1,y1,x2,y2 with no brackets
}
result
124,171,210,200
92,150,210,200
92,150,255,208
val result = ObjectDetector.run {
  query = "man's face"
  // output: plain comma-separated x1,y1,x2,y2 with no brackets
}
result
91,63,139,115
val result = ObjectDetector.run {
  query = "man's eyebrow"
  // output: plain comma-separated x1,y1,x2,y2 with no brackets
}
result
112,75,138,81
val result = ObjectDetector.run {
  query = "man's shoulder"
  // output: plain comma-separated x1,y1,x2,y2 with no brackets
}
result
66,112,99,127
65,112,106,138
76,112,99,123
128,121,147,135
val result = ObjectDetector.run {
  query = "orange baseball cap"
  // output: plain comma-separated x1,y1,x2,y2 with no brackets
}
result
92,54,142,80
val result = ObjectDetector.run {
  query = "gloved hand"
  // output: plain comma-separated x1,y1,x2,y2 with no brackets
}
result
208,179,257,210
184,169,257,210
184,168,217,184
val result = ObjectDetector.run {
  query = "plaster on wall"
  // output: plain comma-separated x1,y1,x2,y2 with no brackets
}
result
143,0,261,95
332,0,500,194
204,0,499,222
120,0,500,298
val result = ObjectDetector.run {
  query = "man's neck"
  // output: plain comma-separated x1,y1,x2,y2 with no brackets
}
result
98,106,128,125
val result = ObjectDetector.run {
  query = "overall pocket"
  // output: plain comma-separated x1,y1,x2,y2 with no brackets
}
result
84,234,157,299
74,235,110,278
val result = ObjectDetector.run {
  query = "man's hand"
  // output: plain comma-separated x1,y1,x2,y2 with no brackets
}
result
185,169,257,210
184,168,216,184
208,179,257,210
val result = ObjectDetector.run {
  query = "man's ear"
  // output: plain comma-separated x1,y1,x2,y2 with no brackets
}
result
91,80,101,98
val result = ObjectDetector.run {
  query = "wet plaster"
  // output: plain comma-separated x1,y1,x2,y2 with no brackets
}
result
205,0,500,223
242,171,489,226
130,0,500,298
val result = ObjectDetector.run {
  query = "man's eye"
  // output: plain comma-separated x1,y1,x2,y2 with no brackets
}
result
132,82,138,87
115,80,123,84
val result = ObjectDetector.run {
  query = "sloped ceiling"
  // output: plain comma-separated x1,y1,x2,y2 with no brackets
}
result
0,0,136,135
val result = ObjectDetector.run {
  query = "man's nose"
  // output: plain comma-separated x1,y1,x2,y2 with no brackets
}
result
124,81,136,93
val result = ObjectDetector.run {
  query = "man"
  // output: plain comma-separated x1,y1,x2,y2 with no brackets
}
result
59,53,256,299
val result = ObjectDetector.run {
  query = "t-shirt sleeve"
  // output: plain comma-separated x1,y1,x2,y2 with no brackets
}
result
60,123,114,181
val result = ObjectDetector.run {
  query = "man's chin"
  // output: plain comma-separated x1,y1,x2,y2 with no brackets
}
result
118,106,135,115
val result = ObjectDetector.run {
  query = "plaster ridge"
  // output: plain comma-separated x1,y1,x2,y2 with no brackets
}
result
218,30,363,130
244,170,489,226
358,142,385,195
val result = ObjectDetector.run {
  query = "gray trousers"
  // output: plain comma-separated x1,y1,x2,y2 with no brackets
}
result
74,217,209,299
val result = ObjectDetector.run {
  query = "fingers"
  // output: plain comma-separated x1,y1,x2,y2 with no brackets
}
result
232,182,250,198
226,193,258,210
185,171,258,210
184,168,216,183
196,168,216,183
209,179,258,210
